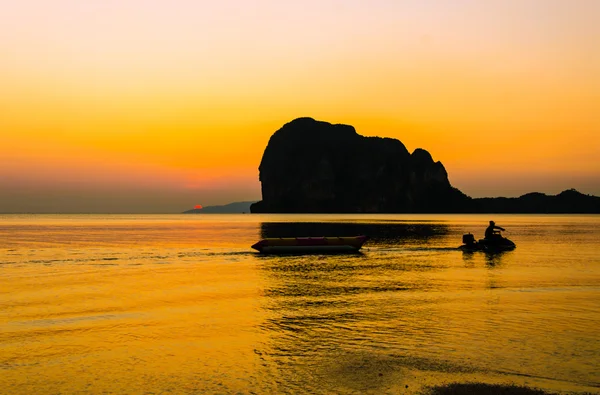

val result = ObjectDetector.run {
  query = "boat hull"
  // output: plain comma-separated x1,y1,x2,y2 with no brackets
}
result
252,235,368,254
459,236,516,252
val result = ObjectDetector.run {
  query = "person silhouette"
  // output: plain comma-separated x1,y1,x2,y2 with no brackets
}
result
485,220,505,239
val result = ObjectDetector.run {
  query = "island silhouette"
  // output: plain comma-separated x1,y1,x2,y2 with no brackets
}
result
183,201,255,214
246,117,600,214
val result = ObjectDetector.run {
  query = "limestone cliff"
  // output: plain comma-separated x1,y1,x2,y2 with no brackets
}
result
250,118,469,213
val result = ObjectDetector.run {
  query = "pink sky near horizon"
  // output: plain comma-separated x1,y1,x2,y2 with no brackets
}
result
1,0,599,213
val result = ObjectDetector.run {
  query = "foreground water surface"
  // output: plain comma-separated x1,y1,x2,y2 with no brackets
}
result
0,214,599,394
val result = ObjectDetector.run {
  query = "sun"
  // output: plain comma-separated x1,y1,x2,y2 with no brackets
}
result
194,204,203,209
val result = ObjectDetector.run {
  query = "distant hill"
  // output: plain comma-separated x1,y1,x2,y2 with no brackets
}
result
471,189,600,213
183,201,256,214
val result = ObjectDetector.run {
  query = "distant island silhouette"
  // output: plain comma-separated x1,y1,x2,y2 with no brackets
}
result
184,201,255,214
248,117,600,214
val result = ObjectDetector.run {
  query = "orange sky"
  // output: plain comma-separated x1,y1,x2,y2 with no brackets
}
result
1,0,599,213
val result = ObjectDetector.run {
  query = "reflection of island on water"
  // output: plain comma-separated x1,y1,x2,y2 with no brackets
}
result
259,222,449,246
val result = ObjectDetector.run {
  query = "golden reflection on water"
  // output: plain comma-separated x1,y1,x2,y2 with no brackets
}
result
254,249,599,394
0,214,599,394
1,258,264,394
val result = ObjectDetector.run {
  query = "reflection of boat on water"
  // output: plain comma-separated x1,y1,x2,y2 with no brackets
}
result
251,235,368,254
459,233,516,252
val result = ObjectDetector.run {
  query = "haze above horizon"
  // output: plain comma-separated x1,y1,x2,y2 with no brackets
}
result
1,0,599,213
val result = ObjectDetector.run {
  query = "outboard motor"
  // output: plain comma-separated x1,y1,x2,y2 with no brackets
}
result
462,233,476,246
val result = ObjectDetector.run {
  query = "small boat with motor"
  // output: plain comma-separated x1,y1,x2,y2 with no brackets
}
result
459,232,516,252
251,235,368,254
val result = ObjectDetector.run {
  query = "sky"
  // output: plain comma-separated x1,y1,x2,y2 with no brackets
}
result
1,0,599,213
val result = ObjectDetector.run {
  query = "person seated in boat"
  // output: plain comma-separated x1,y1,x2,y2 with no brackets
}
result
485,220,505,239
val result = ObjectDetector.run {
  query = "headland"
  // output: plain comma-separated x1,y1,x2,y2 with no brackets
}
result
250,118,599,214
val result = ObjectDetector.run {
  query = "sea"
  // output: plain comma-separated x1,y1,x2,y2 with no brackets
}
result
0,214,599,395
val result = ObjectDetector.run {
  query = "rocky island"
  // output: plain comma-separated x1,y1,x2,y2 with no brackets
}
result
250,117,468,213
250,118,600,214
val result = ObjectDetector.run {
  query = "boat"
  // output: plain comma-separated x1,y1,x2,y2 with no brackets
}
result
459,232,516,252
251,235,368,254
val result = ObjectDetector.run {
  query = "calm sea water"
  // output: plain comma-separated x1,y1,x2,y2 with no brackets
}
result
0,214,599,394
